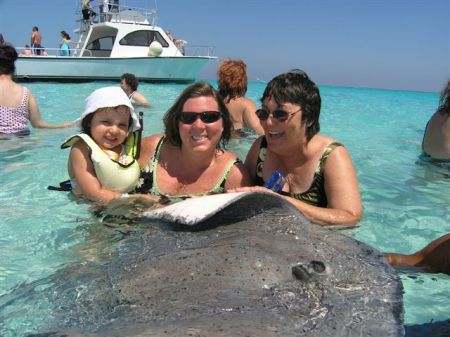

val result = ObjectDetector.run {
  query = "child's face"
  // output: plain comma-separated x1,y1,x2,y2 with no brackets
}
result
90,106,130,151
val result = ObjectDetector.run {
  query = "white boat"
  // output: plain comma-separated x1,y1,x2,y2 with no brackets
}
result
15,3,216,82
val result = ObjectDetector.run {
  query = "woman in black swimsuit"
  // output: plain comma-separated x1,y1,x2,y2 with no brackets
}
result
236,70,363,227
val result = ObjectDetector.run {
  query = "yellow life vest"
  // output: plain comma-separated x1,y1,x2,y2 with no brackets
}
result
61,133,140,193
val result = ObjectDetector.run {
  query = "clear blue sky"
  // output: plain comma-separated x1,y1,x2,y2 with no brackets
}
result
0,0,448,92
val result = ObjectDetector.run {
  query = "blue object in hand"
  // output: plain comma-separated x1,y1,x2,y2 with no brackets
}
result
264,171,286,192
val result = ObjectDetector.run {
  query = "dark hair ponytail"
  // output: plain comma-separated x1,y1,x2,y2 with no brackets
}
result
0,45,18,75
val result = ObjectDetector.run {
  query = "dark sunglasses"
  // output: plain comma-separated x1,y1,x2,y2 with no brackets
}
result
256,108,301,122
180,111,222,124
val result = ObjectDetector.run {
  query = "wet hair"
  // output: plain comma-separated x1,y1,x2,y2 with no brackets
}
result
80,107,133,138
163,82,232,148
121,73,139,92
261,69,321,141
217,59,247,102
0,44,18,75
437,80,450,115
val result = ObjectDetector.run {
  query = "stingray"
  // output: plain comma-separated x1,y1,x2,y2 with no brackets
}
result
1,192,404,336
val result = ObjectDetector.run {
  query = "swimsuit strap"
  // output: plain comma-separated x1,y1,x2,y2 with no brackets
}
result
149,136,166,195
255,138,343,207
254,136,267,186
316,142,343,174
280,142,343,207
212,158,242,192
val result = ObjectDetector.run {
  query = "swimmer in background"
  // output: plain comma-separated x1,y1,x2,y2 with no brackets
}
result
0,45,73,135
217,59,264,135
385,233,450,275
120,73,150,107
421,79,450,162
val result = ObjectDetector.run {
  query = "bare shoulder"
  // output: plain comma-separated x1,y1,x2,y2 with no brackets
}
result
241,97,257,110
221,150,251,189
244,136,265,178
139,134,163,166
141,134,163,148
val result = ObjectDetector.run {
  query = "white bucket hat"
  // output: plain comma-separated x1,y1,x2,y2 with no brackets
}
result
75,86,140,132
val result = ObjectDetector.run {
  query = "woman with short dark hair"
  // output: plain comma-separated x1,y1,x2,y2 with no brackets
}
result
120,73,150,106
236,70,363,227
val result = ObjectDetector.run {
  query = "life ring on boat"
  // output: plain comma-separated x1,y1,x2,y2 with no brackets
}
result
148,41,163,57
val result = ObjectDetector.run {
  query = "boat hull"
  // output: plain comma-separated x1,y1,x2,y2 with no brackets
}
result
15,56,214,82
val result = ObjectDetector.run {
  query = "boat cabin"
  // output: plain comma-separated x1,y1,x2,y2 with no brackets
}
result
79,9,183,57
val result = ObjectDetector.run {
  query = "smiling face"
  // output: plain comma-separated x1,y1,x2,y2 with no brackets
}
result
260,97,308,153
178,96,223,153
90,106,130,152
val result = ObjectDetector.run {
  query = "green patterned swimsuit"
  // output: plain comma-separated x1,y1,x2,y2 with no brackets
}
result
254,137,343,207
135,137,240,200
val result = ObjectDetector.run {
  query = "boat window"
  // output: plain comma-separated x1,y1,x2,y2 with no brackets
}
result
119,30,169,47
87,37,115,51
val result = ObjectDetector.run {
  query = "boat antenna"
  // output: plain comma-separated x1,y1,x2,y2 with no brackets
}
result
151,0,158,26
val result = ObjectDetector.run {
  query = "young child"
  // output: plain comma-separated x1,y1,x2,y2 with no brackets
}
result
62,86,151,203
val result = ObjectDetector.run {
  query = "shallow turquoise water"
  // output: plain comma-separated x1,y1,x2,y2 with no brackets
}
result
0,81,449,335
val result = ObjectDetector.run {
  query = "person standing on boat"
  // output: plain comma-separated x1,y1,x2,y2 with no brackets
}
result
100,0,111,22
30,26,42,55
421,79,450,163
0,45,74,135
110,0,119,13
120,73,150,107
81,0,97,30
217,59,264,135
59,31,75,56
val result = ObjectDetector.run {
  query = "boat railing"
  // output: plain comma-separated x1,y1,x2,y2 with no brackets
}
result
16,47,92,58
78,3,156,26
182,46,217,58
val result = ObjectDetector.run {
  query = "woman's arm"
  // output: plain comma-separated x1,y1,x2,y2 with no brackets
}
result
131,91,150,106
28,91,74,129
242,99,264,135
138,134,162,167
288,146,363,226
243,136,264,183
69,141,122,202
224,159,251,191
385,233,450,274
70,139,162,205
